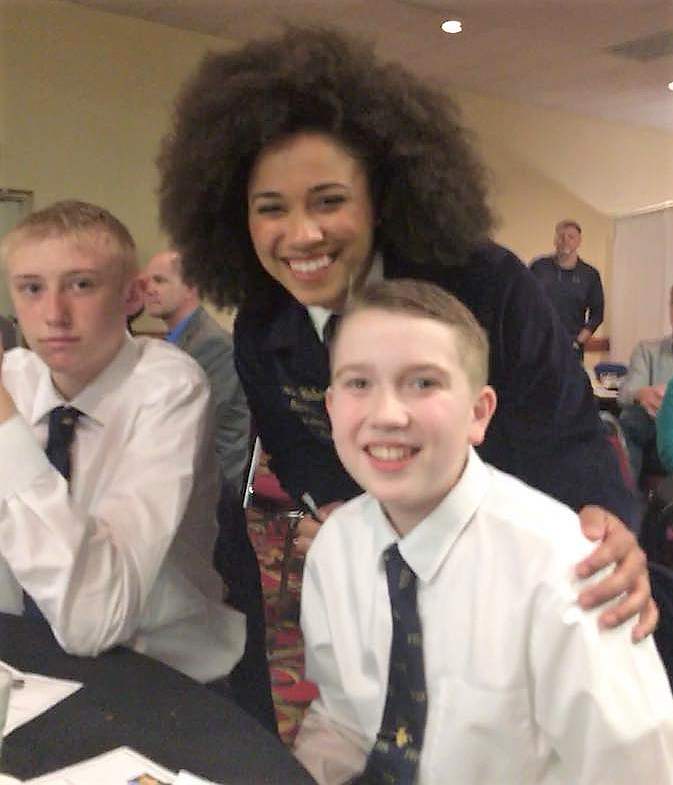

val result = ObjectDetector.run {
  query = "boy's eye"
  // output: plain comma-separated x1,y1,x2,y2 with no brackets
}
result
71,277,95,291
344,377,369,390
17,282,42,295
410,377,439,390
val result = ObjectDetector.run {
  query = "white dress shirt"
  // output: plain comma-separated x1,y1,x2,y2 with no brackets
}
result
0,336,245,682
296,449,673,785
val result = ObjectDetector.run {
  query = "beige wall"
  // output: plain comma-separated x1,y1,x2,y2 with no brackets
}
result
1,0,672,343
458,90,673,343
0,0,228,326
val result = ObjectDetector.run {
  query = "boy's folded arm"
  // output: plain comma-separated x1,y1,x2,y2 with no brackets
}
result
294,704,370,785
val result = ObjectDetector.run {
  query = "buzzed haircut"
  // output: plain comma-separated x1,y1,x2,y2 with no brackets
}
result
331,278,490,392
0,199,138,278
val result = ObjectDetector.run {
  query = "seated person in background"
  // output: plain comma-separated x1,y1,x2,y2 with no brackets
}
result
0,200,245,686
656,376,673,473
295,279,673,785
0,315,16,350
530,219,604,359
618,286,673,485
145,250,250,493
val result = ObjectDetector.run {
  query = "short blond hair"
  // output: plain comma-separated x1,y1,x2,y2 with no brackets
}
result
0,200,138,278
331,278,489,392
555,219,581,235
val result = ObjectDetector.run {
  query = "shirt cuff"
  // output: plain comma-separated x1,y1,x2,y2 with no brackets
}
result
0,413,53,502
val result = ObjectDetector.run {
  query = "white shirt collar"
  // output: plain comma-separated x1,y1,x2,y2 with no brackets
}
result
370,447,491,584
30,335,139,426
307,253,385,342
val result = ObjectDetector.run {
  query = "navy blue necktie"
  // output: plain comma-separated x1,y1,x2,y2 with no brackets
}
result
354,544,428,785
44,406,81,481
23,406,81,620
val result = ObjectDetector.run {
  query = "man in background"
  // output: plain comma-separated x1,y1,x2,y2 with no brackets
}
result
145,250,250,493
618,285,673,486
530,220,604,359
145,250,276,732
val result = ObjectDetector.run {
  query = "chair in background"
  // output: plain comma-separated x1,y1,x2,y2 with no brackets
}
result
598,411,635,491
0,314,17,350
243,437,296,513
640,474,673,570
243,436,305,615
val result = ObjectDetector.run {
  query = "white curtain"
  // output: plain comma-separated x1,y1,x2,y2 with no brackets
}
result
611,206,673,363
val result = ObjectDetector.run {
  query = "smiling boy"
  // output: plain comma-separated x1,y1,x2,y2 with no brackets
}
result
294,279,673,785
0,201,244,682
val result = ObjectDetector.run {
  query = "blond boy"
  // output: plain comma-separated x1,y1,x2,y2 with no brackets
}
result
0,201,244,681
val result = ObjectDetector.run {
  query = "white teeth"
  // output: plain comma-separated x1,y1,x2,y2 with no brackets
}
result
288,256,332,273
368,446,409,461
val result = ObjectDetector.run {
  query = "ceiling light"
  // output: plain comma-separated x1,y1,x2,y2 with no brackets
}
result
441,20,462,34
668,81,673,91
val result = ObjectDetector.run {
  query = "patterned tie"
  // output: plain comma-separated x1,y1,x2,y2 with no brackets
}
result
44,406,81,480
23,406,81,620
354,544,428,785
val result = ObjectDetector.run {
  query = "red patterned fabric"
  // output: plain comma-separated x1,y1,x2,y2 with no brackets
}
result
247,506,317,745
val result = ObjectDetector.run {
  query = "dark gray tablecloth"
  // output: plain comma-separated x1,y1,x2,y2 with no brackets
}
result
0,613,315,783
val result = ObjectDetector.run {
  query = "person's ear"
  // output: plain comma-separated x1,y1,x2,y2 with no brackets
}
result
124,274,147,317
468,385,497,447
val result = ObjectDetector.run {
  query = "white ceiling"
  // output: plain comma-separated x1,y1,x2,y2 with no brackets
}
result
67,0,673,132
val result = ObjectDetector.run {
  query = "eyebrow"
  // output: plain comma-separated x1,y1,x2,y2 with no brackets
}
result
11,268,102,281
333,362,450,379
333,362,372,380
249,182,351,203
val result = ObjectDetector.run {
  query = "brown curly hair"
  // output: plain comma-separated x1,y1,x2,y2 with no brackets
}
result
157,26,494,309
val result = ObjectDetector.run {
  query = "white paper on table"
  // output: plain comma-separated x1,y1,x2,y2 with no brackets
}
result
0,660,82,736
25,746,175,785
175,771,226,785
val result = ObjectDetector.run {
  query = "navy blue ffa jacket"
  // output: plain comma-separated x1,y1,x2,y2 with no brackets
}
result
235,243,637,527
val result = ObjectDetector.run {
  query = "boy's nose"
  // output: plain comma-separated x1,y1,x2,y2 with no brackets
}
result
370,388,409,428
44,290,70,324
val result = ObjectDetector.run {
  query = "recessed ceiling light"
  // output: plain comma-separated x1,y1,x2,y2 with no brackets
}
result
441,20,462,34
668,81,673,91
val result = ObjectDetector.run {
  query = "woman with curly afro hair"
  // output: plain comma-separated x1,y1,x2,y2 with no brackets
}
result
158,26,654,641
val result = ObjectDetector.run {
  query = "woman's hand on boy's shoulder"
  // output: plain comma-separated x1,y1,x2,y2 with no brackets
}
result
576,505,657,642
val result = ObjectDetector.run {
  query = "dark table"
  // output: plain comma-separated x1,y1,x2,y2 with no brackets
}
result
0,614,315,783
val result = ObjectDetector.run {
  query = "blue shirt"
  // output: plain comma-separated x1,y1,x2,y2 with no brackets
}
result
165,309,197,344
